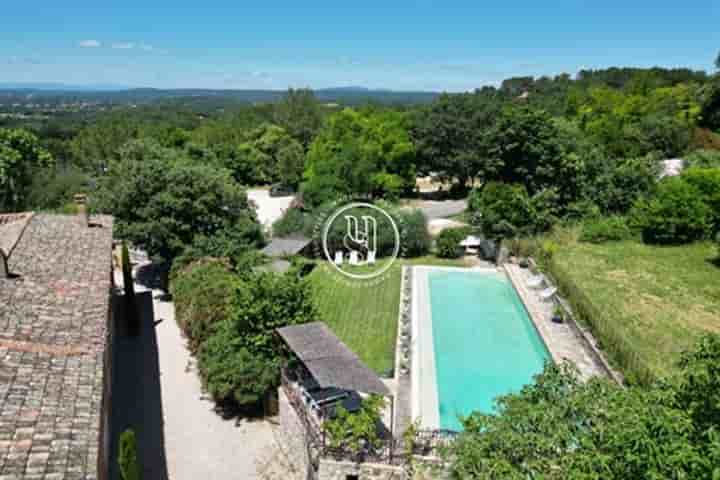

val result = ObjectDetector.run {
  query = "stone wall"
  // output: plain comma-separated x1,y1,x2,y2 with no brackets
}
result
317,459,405,480
278,387,312,477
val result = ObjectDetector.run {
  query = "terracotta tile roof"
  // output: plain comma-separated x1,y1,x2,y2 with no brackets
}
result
0,213,114,479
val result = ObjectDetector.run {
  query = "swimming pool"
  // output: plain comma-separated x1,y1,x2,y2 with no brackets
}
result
423,269,550,431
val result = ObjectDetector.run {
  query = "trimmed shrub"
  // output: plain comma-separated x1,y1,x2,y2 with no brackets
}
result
469,182,537,239
632,177,711,245
118,429,141,480
198,322,277,407
397,209,430,257
580,217,633,243
681,167,720,234
436,227,467,258
170,258,237,353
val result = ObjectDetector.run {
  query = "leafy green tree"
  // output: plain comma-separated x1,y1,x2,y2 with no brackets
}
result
486,106,575,196
681,167,720,233
302,108,415,206
96,139,261,263
0,128,53,212
584,154,660,215
411,93,500,190
632,176,711,245
218,124,304,186
684,150,720,169
274,88,323,149
469,183,537,239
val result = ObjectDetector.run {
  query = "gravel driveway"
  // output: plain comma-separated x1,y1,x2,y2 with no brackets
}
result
247,189,294,229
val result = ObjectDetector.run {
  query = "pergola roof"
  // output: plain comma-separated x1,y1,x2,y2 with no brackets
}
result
261,235,312,258
277,322,391,396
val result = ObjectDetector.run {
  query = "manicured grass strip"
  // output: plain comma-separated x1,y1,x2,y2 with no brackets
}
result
553,240,720,380
308,256,467,375
309,264,401,375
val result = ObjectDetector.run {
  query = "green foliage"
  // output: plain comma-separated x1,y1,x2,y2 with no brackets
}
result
199,322,277,407
447,349,720,480
118,429,141,480
325,395,385,454
197,271,317,407
0,128,53,212
25,167,88,212
684,149,720,169
676,335,720,437
632,176,711,244
583,154,661,215
579,216,633,243
681,167,720,233
274,88,323,149
699,77,720,131
96,139,261,263
272,207,310,237
487,106,570,196
469,183,537,238
436,227,467,259
302,108,416,206
170,259,238,353
411,92,501,189
397,208,430,257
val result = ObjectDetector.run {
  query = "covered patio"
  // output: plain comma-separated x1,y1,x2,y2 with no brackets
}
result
277,322,394,435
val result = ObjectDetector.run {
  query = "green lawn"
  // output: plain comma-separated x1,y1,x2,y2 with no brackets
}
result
308,255,467,375
554,239,720,378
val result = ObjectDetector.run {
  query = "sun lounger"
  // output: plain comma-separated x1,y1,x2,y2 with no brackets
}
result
334,251,344,265
539,287,557,301
526,274,545,289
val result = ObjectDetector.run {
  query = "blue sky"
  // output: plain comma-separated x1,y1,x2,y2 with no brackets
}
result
2,1,718,91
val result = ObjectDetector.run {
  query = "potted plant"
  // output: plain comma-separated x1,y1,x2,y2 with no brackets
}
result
551,304,564,323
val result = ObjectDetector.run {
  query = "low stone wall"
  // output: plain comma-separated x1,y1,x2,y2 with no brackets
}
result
317,459,405,480
279,387,312,477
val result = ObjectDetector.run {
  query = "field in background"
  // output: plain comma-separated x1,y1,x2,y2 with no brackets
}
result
308,256,466,374
553,239,720,379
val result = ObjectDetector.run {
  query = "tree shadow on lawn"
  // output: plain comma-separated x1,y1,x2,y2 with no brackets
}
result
109,291,169,480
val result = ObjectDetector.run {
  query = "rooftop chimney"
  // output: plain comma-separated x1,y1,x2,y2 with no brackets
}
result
74,194,89,227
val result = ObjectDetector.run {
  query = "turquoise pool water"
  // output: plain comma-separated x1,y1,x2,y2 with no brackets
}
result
428,270,550,431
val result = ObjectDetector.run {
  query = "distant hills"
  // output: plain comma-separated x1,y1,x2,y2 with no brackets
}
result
0,84,439,106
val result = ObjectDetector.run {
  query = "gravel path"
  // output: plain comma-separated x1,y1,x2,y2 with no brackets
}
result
247,189,294,229
116,255,275,480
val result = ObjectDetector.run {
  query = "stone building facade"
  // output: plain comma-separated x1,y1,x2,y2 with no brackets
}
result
0,213,115,479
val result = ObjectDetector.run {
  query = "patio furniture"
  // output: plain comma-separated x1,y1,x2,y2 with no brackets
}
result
539,287,557,302
334,251,344,265
526,274,546,289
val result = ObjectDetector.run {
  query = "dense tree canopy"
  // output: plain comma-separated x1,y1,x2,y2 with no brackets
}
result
0,128,53,212
302,108,416,206
96,139,262,263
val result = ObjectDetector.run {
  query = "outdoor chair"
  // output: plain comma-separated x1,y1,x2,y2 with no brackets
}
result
526,274,546,289
539,287,557,302
334,251,343,265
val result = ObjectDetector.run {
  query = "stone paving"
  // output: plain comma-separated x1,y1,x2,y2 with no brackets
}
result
0,213,114,479
504,264,608,381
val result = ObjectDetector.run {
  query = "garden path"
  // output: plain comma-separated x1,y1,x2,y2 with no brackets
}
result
115,252,277,480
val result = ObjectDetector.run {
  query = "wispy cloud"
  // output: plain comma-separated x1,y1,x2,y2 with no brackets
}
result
7,56,41,65
78,39,101,48
111,42,136,49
